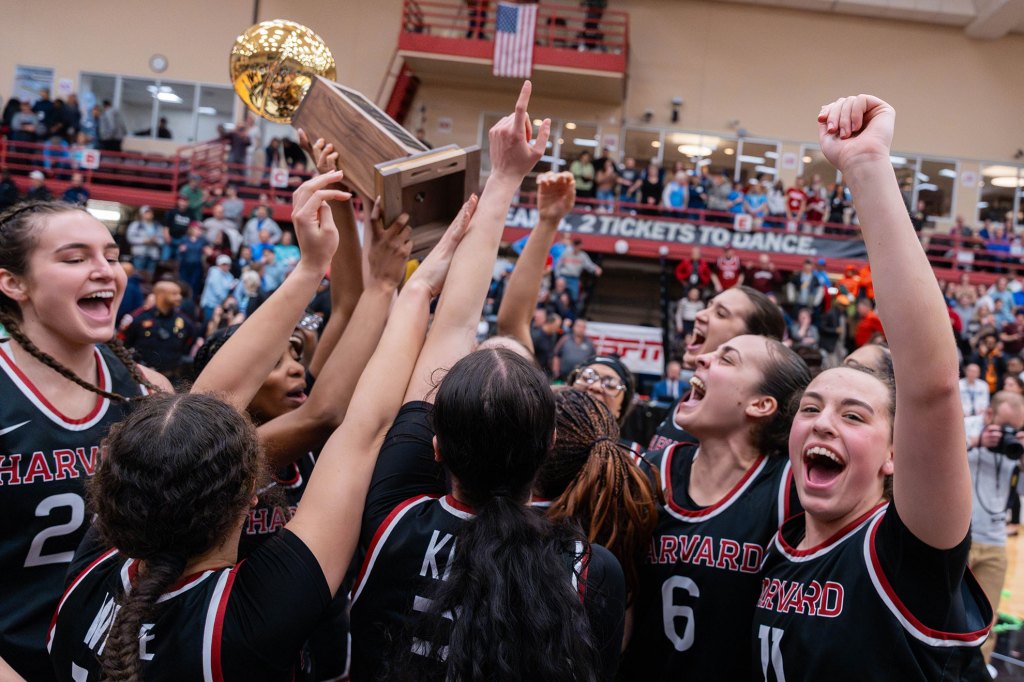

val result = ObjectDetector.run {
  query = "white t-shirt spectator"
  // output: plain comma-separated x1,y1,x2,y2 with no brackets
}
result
960,377,990,417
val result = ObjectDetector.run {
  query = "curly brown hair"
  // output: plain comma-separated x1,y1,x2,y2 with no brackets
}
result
87,392,262,680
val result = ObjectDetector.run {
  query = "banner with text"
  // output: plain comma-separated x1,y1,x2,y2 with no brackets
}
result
506,207,868,260
586,321,665,376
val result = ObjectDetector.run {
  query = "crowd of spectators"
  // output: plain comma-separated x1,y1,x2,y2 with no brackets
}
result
105,179,307,382
953,273,1024,669
925,213,1024,274
0,88,311,200
566,149,857,234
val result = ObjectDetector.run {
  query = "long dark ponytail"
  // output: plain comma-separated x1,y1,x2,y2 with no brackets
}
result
88,392,262,680
397,349,604,681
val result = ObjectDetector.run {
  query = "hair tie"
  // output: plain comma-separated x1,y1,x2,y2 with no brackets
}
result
593,436,616,446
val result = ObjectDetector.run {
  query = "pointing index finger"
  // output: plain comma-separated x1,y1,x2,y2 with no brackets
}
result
513,80,532,134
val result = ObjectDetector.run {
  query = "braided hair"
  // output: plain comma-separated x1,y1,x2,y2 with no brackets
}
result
88,392,262,680
0,201,158,400
537,389,661,598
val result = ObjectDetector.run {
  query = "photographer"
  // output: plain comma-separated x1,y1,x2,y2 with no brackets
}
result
966,390,1024,669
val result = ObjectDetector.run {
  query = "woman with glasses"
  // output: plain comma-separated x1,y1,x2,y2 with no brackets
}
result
568,354,649,465
620,331,811,680
569,355,634,425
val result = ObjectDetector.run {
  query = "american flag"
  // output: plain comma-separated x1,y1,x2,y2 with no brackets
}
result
493,2,538,78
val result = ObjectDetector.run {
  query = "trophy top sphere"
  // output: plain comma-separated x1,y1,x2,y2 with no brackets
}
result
229,19,337,124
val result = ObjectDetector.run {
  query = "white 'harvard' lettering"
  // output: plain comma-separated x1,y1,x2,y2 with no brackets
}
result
0,447,100,486
756,577,845,618
647,533,764,574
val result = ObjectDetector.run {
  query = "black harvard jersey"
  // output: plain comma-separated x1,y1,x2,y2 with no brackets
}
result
647,398,698,453
349,401,626,681
48,528,331,681
236,449,353,682
0,342,144,681
752,503,992,682
621,442,796,681
237,451,318,560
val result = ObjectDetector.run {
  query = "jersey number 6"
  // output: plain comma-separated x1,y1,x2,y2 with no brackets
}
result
661,575,700,652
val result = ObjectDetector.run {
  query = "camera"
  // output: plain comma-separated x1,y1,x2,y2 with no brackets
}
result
992,425,1024,460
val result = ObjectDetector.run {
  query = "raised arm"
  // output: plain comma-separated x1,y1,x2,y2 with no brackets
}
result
258,199,412,467
405,81,550,402
297,130,365,378
819,95,969,548
286,199,473,593
496,171,575,350
191,172,345,412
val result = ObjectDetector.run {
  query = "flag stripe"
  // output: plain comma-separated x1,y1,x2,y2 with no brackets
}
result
493,2,537,78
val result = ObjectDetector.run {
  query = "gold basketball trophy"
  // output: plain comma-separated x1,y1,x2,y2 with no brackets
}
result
229,20,480,255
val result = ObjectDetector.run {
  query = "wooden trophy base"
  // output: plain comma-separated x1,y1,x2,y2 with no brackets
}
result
375,145,480,259
291,76,480,258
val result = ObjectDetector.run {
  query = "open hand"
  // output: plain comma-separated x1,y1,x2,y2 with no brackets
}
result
366,197,413,290
817,95,895,174
290,171,349,273
407,195,478,297
488,81,551,181
537,171,576,223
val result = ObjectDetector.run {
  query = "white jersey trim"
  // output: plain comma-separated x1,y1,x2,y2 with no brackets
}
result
202,570,232,682
46,548,119,651
570,540,585,594
773,505,884,563
0,344,112,431
439,495,474,520
862,512,991,648
117,558,216,603
350,495,433,604
663,447,769,524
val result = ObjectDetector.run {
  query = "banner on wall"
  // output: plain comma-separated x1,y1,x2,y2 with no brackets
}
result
586,322,664,376
505,207,869,260
14,65,54,102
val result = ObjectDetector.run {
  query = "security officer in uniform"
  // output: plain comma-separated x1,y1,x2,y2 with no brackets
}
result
123,279,196,380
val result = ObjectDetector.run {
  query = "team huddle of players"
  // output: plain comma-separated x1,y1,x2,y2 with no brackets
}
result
0,86,994,682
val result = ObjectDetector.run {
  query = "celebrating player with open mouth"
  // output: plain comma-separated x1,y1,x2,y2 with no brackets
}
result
0,202,167,681
753,95,992,680
621,328,809,679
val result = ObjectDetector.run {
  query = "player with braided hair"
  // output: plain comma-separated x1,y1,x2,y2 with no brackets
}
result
535,388,661,646
0,200,169,680
47,170,475,680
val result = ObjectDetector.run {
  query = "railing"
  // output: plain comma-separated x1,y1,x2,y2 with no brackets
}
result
400,0,629,56
2,136,1017,285
0,137,185,194
0,137,315,219
510,192,1024,284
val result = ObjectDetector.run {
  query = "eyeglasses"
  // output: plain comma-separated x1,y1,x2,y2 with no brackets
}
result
573,367,626,395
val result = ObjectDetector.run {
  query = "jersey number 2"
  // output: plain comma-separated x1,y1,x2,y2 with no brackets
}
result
662,576,699,652
25,493,85,567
